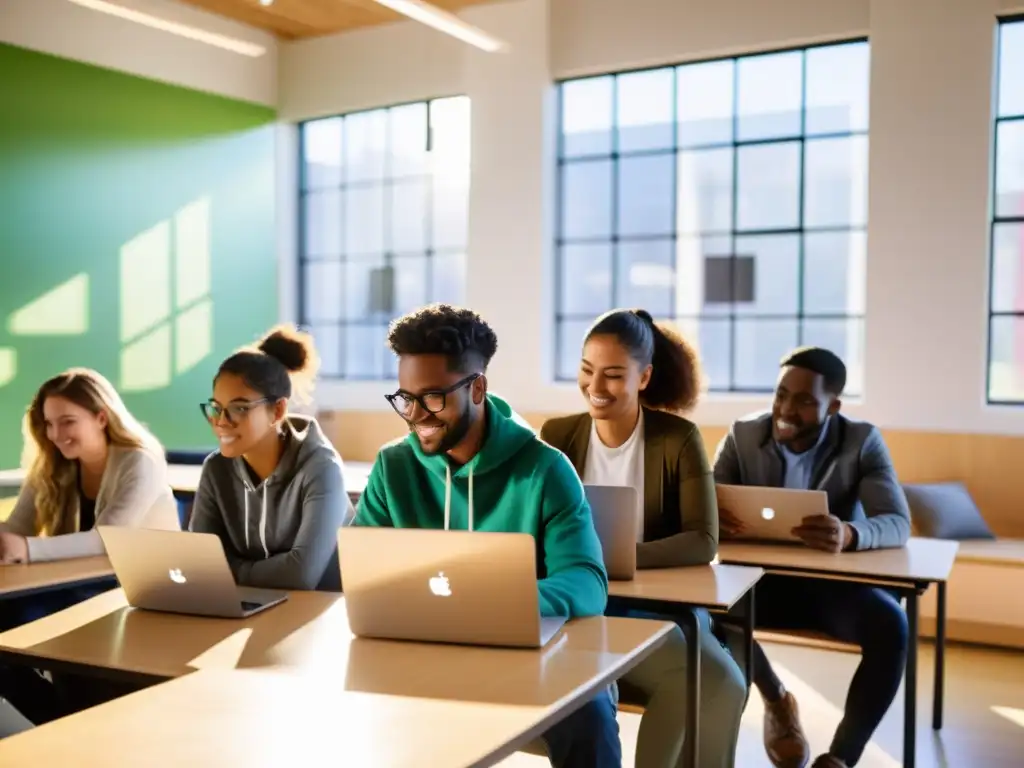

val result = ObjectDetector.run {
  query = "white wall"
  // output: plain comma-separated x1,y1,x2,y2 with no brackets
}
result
283,0,1024,435
0,0,277,106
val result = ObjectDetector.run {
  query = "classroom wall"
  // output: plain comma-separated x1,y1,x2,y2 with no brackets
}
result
0,41,279,467
279,0,1024,535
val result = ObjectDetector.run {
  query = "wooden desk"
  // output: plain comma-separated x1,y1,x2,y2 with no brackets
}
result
0,667,584,768
0,557,114,600
607,564,763,768
718,537,959,768
0,590,674,707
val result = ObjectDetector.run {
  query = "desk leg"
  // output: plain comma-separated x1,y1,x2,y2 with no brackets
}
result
903,589,919,768
744,586,755,689
933,580,946,731
682,610,702,768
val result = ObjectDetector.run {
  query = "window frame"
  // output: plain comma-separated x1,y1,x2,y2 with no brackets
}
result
553,39,870,393
297,94,469,381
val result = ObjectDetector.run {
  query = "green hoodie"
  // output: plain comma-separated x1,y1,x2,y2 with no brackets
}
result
354,394,608,618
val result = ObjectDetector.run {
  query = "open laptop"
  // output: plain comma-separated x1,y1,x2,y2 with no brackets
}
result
337,527,566,648
715,484,830,543
585,485,638,581
98,527,288,619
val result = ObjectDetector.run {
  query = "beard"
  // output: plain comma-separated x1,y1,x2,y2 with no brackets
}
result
417,398,474,455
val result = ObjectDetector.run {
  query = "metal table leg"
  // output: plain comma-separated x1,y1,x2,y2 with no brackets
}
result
932,580,946,730
681,609,702,768
744,585,755,688
903,588,919,768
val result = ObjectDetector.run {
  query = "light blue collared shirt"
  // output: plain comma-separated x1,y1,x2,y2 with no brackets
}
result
777,419,830,490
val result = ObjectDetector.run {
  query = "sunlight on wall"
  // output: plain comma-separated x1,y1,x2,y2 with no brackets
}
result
119,197,214,392
992,705,1024,728
7,273,90,336
0,348,16,388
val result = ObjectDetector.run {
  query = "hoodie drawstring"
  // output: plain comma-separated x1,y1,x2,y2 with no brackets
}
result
242,479,271,559
443,463,474,532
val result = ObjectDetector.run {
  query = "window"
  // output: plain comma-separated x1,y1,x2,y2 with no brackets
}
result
554,41,869,394
988,19,1024,403
299,97,471,379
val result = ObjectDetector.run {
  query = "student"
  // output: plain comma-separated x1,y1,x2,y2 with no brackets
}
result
541,308,746,768
0,367,178,723
353,304,620,768
713,347,911,768
189,325,349,592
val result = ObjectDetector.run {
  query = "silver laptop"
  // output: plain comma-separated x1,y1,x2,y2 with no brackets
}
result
98,527,288,619
585,485,638,581
337,527,567,648
715,484,830,543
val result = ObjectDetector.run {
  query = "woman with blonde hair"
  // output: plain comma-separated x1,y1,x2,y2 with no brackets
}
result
0,368,178,567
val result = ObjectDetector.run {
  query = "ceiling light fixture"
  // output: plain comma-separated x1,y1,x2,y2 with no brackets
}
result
66,0,267,57
373,0,507,53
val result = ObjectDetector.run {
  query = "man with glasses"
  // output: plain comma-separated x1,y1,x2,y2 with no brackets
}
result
352,303,620,768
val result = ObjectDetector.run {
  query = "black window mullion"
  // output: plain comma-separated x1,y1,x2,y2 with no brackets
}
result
610,75,621,309
728,56,740,391
796,48,808,347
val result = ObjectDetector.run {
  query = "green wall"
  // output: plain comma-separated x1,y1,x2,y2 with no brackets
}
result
0,43,278,467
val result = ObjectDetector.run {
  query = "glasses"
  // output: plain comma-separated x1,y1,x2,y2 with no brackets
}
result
200,398,271,426
385,374,480,418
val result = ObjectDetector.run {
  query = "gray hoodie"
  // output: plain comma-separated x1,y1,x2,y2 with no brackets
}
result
189,415,352,591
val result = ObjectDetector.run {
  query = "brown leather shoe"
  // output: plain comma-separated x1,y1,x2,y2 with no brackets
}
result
763,691,811,768
811,756,848,768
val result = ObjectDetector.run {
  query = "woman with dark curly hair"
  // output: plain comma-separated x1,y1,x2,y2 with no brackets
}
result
541,308,746,768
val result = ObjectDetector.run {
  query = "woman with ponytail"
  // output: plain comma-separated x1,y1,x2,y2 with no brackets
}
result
541,308,745,768
189,325,351,592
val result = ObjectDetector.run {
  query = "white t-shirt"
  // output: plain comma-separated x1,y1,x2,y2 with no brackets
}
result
582,411,646,543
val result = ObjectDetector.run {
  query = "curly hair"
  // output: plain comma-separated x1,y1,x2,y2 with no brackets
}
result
387,304,499,373
585,309,704,413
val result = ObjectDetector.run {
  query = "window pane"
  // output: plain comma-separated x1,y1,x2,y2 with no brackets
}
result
617,68,674,152
803,231,867,315
343,255,386,321
557,319,591,380
433,178,469,249
998,22,1024,118
561,159,613,239
302,261,343,323
677,318,731,391
805,42,870,135
734,318,798,390
678,148,733,234
736,142,801,230
388,102,428,178
801,318,863,395
990,223,1024,313
389,180,428,252
344,110,388,182
617,239,674,315
303,190,342,257
679,234,732,316
677,60,734,148
310,325,342,377
303,118,343,189
995,120,1024,219
561,77,613,157
737,51,803,141
344,186,384,255
990,315,1024,401
804,135,869,228
733,234,800,316
431,251,466,305
392,254,428,315
617,154,674,237
345,324,388,379
559,243,612,316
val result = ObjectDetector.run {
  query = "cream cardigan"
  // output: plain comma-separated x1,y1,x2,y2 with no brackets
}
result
1,445,180,562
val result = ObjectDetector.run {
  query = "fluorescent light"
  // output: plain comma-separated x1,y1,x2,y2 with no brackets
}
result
373,0,507,53
66,0,267,57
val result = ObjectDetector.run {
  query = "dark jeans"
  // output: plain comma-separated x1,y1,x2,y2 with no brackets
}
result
540,686,621,768
737,575,909,766
0,582,115,725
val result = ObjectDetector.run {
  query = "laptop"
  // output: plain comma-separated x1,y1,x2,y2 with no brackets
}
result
585,485,638,581
98,527,288,619
715,484,830,543
337,527,567,648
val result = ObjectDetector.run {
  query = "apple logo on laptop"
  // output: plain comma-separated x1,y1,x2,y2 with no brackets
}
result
761,507,776,521
428,571,452,597
168,568,187,585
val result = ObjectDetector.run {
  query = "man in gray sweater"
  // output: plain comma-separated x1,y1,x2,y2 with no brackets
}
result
713,347,911,768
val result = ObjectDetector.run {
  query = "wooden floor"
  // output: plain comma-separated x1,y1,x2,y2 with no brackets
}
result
500,640,1024,767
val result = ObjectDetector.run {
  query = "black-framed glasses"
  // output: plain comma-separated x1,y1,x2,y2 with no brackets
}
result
200,398,271,425
385,374,481,418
